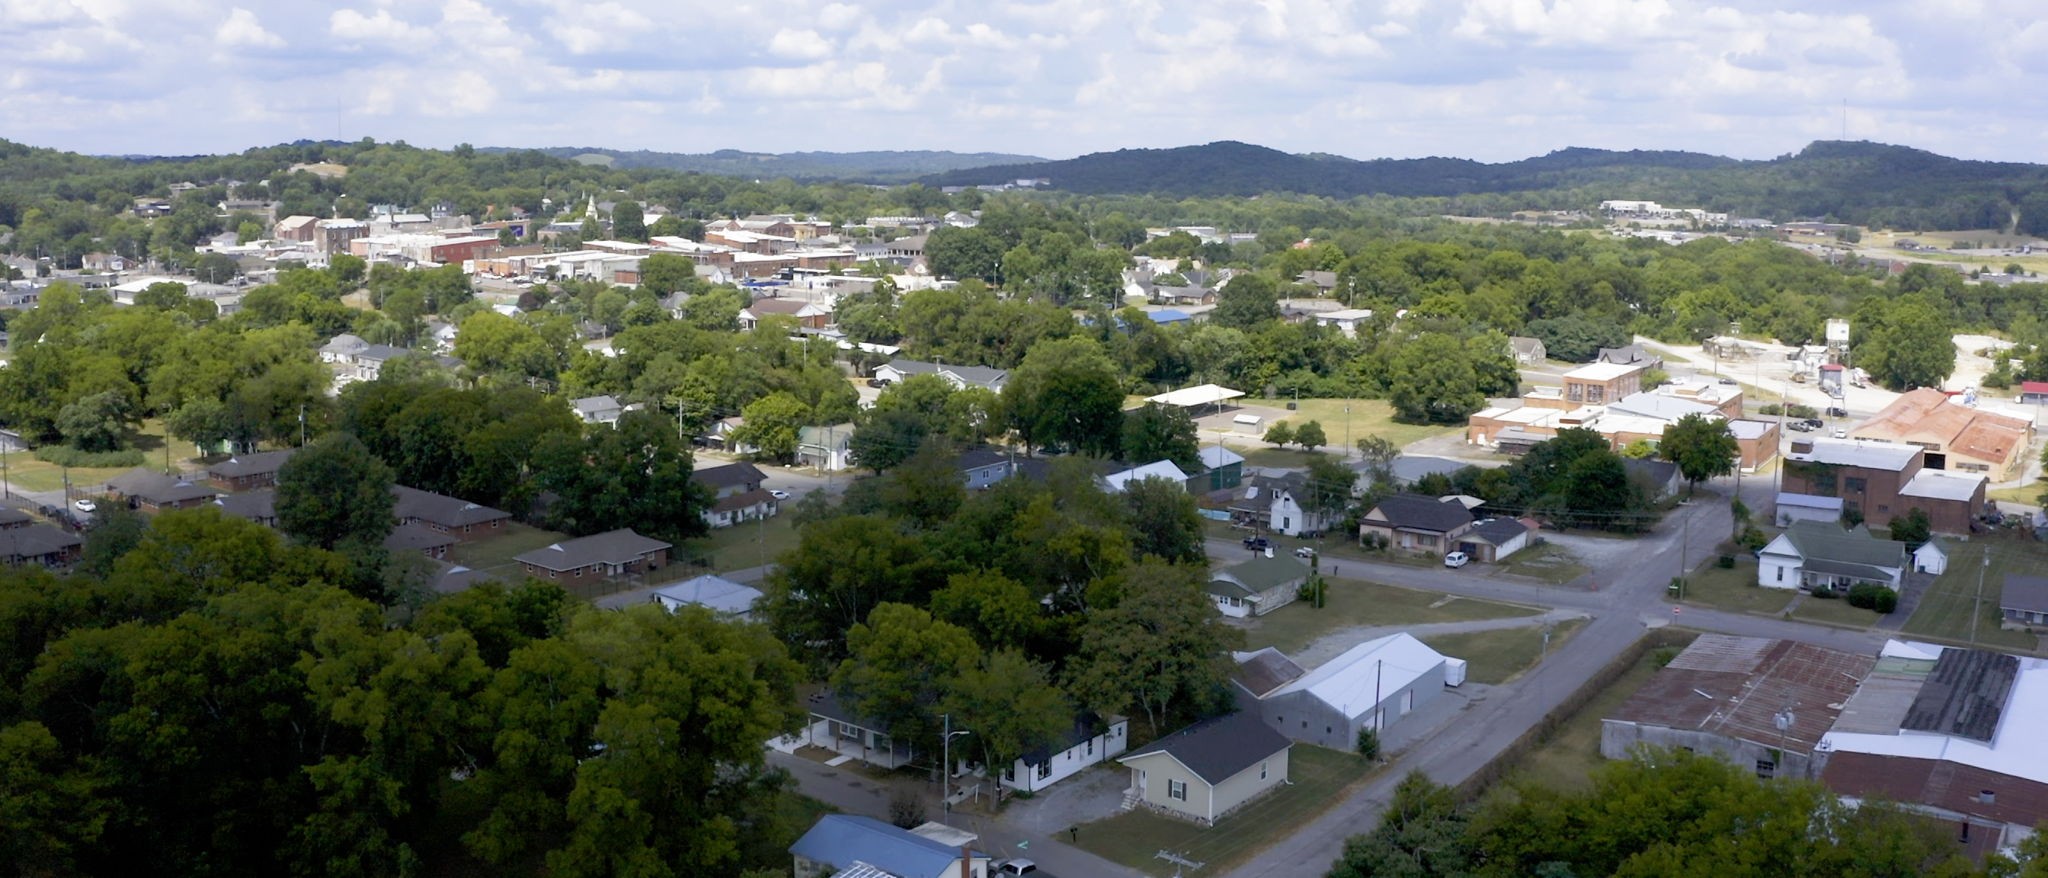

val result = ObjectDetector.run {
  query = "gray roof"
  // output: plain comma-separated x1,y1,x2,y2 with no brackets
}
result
572,395,622,416
392,485,509,528
1467,517,1532,547
0,507,31,528
882,358,1007,390
1623,456,1680,486
2003,574,2048,615
1777,521,1906,577
1198,445,1244,469
652,574,763,615
1120,711,1290,785
515,528,670,572
1234,647,1307,698
956,448,1010,471
1597,343,1658,366
105,468,218,504
1901,648,2017,743
1368,493,1474,534
384,522,457,552
1776,492,1844,511
1900,470,1985,502
1785,438,1921,471
1609,392,1716,421
0,523,81,560
214,489,275,522
1213,555,1311,593
205,449,294,479
1388,455,1468,484
692,461,767,491
789,815,972,877
431,563,501,594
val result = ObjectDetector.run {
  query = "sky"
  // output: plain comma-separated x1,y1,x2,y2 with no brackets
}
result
4,0,2047,164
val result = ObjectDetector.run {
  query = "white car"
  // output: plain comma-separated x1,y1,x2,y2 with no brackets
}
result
994,859,1038,875
1293,546,1316,559
72,498,97,513
769,489,791,500
1444,551,1470,569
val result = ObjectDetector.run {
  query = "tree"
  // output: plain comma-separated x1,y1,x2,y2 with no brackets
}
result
1121,476,1207,564
1564,449,1647,532
1658,413,1738,495
1294,420,1327,452
610,200,645,242
532,410,711,545
1889,507,1932,549
1212,273,1280,329
1355,434,1399,493
1002,337,1125,456
1388,334,1488,425
942,649,1069,775
1120,403,1199,469
1303,454,1358,523
275,432,396,551
637,252,696,295
831,603,982,758
1066,561,1242,734
733,392,811,463
1327,772,1470,878
1855,296,1955,391
762,517,950,664
1263,421,1296,446
55,390,127,452
924,226,1004,282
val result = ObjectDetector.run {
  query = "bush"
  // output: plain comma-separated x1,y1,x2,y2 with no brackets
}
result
1847,583,1899,613
888,788,926,829
1717,554,1736,569
1356,726,1381,760
1736,526,1769,553
1757,402,1819,419
1809,586,1839,600
32,445,146,468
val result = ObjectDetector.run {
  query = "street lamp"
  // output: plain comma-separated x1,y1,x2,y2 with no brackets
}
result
941,714,971,819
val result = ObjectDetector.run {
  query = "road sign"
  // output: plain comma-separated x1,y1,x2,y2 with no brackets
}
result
1672,607,1681,616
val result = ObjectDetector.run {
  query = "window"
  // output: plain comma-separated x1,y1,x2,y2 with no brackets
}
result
1168,779,1187,801
1776,566,1784,583
1036,761,1051,780
1086,739,1094,756
1260,762,1268,780
1756,759,1776,779
1980,790,1996,804
1844,477,1867,494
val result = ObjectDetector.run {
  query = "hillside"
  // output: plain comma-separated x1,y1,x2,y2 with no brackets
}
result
494,147,1045,182
923,140,2048,233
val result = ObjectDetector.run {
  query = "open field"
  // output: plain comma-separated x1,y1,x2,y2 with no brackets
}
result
1675,558,1795,616
1492,634,1695,795
1422,618,1586,685
1903,538,2046,653
1075,745,1373,876
3,456,137,495
1242,578,1542,656
1500,542,1591,585
686,513,803,573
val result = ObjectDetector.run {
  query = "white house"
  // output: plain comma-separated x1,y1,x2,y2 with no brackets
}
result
999,715,1129,794
651,574,763,620
1231,471,1338,537
1757,520,1908,592
571,395,637,426
796,423,854,472
873,358,1009,393
1232,633,1455,750
1102,460,1189,494
1913,539,1949,576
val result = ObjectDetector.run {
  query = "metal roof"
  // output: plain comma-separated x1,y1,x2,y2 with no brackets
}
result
1902,649,2018,743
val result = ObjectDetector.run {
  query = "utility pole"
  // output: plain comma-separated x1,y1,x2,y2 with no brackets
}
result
940,714,970,819
1972,548,1990,645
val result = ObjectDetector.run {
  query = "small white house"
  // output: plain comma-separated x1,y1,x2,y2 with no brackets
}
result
1913,539,1948,575
999,716,1128,794
1757,521,1907,593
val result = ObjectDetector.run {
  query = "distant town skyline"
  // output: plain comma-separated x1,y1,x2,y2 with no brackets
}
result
5,0,2046,165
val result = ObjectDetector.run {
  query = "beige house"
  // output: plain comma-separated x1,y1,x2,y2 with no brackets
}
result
1117,712,1290,825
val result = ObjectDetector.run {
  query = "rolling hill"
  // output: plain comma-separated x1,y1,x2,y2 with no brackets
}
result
491,147,1045,182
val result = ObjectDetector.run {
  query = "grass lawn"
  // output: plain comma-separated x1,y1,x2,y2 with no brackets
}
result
1286,398,1457,449
1790,594,1885,628
1500,542,1591,586
1244,579,1542,655
1988,484,2040,506
1903,538,2046,653
1494,633,1696,795
3,456,138,495
448,522,570,579
1227,445,1328,469
1675,557,1795,615
1422,618,1586,685
1075,745,1373,876
683,514,803,573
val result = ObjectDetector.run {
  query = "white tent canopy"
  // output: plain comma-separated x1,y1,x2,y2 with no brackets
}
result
1146,383,1246,408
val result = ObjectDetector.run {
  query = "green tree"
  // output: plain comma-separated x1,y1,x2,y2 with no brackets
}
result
1003,337,1124,456
831,603,982,757
1388,333,1488,425
1120,403,1199,469
924,226,1004,282
1212,273,1280,329
1066,560,1242,734
761,517,950,665
637,252,697,295
55,390,127,452
1889,508,1932,549
1658,413,1738,495
733,391,811,463
1263,420,1296,446
1121,476,1207,564
1295,419,1328,451
1855,295,1956,391
1303,454,1359,523
533,410,710,544
942,649,1070,774
276,432,396,551
610,200,645,243
1326,772,1470,878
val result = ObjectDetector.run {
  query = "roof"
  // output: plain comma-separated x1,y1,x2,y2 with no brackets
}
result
1728,418,1775,440
1608,391,1716,421
383,522,458,552
1198,445,1245,469
2004,575,2048,614
1784,438,1921,471
431,564,500,594
1119,711,1290,785
1145,384,1245,408
1770,521,1907,577
0,507,30,528
1775,492,1845,512
1233,647,1307,698
1899,469,1985,503
1508,335,1545,355
1103,460,1189,492
214,489,274,521
1019,714,1124,766
880,358,1007,390
1467,517,1533,547
205,449,294,479
1605,634,1873,754
515,528,670,572
1366,493,1474,534
1270,633,1449,720
1212,554,1311,593
1901,648,2018,743
1622,456,1680,486
652,574,763,615
789,815,972,877
104,468,218,504
2022,381,2048,395
0,524,81,560
956,448,1010,471
1597,343,1658,366
1824,640,2048,788
1388,455,1467,484
710,488,776,515
692,461,767,490
572,395,622,416
392,486,509,528
1565,361,1646,382
1851,388,2030,466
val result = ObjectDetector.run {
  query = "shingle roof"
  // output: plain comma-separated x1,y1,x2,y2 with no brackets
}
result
652,574,763,615
1901,648,2017,743
105,468,218,504
1780,520,1908,574
1368,493,1474,533
205,449,294,479
956,448,1009,471
1120,711,1289,785
1467,517,1532,546
789,815,970,878
2003,575,2048,615
0,524,81,561
514,528,670,572
384,522,458,552
0,507,31,528
692,461,767,491
1213,555,1311,593
214,489,275,522
392,486,509,528
881,358,1007,390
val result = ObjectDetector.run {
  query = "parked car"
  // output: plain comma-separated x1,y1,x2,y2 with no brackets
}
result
865,377,887,388
994,859,1038,875
1717,377,1737,385
1242,535,1271,551
1832,427,1848,439
72,498,96,513
1826,406,1848,418
1801,418,1824,429
769,489,791,500
1787,421,1813,432
1293,546,1316,559
1444,551,1471,569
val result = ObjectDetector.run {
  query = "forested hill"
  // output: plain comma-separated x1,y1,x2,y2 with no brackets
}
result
924,139,2048,233
491,147,1045,182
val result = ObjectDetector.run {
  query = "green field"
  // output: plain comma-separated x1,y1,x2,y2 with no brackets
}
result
1790,593,1885,628
447,522,571,579
1422,618,1586,685
1902,539,2045,652
1243,578,1542,656
1075,745,1373,876
1,456,137,495
1675,558,1795,616
685,513,803,573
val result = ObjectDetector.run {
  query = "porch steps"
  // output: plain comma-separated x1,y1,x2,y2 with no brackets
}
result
824,754,854,767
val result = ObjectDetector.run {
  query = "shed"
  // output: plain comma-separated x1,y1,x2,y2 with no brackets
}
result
1775,492,1844,527
1914,539,1948,576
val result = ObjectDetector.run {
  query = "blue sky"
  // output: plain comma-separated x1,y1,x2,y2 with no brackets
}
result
3,0,2045,163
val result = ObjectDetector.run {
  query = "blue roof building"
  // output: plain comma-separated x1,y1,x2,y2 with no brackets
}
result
789,814,989,878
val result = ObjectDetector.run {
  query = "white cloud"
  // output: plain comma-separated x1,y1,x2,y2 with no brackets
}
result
330,8,433,51
216,8,283,49
769,28,833,61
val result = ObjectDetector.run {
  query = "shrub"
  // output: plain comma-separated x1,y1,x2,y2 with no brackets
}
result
1717,554,1736,569
1809,586,1839,600
32,445,146,468
1847,583,1899,613
888,788,926,829
1356,726,1381,760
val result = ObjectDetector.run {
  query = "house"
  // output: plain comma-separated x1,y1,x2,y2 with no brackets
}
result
1913,538,1949,575
1774,492,1844,527
391,486,510,541
2020,381,2048,405
1000,715,1129,794
954,448,1016,489
1819,640,2048,851
1294,270,1339,293
1508,336,1547,365
1234,633,1456,750
0,507,31,530
872,359,1008,393
383,522,457,560
699,416,758,455
205,449,293,491
740,296,833,331
318,333,416,384
2001,575,2048,630
1230,471,1336,537
1459,517,1536,563
1357,493,1476,555
513,528,670,587
796,424,854,472
801,691,915,769
1118,711,1291,826
1559,361,1646,407
651,574,763,620
789,815,989,878
1848,388,2034,481
1623,457,1683,501
1385,455,1469,488
571,395,632,426
1601,634,1872,781
1102,460,1189,494
1756,520,1908,592
214,489,276,527
1207,555,1311,618
1781,438,1983,533
692,462,777,528
1190,445,1245,493
0,524,83,567
102,468,219,512
1311,309,1377,338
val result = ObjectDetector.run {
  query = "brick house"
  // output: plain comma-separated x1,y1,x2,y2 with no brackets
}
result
205,449,294,491
391,486,511,542
514,528,671,588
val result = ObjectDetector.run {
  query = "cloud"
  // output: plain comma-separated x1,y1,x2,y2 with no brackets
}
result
216,8,284,49
769,28,833,61
329,7,434,51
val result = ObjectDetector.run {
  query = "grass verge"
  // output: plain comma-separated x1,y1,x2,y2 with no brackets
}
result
1422,618,1586,685
1675,557,1795,616
1485,635,1691,795
1903,538,2046,653
1244,579,1542,655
